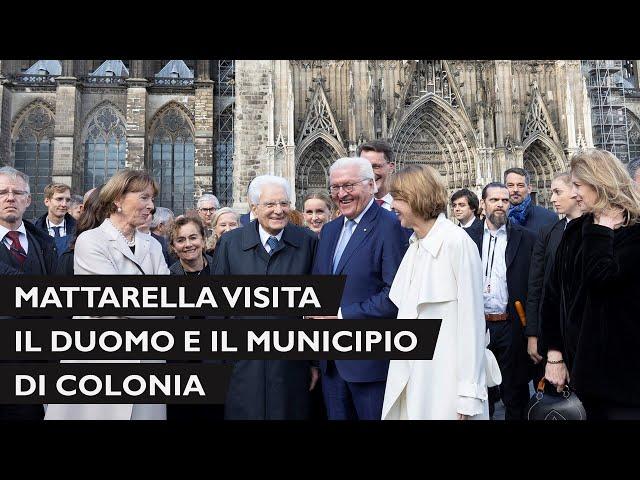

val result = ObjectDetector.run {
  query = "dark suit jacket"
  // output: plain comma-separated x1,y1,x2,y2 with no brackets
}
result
239,213,251,227
34,212,77,238
212,221,318,419
521,203,558,234
466,219,536,385
462,216,483,238
524,218,568,340
312,201,408,383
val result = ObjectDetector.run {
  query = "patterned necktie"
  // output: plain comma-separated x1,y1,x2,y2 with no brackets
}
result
52,226,62,238
333,219,356,274
375,198,385,207
267,236,279,256
6,231,27,266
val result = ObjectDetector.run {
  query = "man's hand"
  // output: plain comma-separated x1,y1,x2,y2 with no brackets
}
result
527,336,543,364
309,367,320,391
304,315,338,320
456,413,469,420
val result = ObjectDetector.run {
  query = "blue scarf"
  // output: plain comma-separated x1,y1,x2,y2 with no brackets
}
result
507,195,531,226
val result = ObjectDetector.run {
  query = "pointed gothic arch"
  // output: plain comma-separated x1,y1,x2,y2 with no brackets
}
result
625,108,640,160
148,101,195,213
521,82,567,208
11,99,56,221
522,135,566,208
390,93,478,192
295,135,342,208
81,101,127,191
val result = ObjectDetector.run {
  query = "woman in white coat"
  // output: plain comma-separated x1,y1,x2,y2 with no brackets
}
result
45,169,170,420
381,164,492,420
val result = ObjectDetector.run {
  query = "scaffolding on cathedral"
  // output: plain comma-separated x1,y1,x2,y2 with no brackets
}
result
582,60,632,163
214,60,235,206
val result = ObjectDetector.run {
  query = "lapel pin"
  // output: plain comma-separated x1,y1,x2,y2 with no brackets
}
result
363,228,367,232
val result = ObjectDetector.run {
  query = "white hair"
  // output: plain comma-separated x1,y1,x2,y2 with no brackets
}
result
197,193,220,209
150,207,174,229
329,157,378,194
248,175,291,205
0,166,30,193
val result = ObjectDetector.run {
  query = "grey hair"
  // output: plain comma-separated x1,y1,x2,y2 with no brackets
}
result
329,157,378,194
197,193,220,209
69,194,83,208
248,175,291,205
150,206,174,229
0,166,30,193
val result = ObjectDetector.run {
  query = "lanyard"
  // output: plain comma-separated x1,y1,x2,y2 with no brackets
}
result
485,234,497,282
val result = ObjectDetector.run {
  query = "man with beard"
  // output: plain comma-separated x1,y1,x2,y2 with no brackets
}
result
465,182,536,420
504,168,557,234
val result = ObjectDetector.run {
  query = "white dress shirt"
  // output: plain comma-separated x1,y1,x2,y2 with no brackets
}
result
46,217,67,237
481,223,508,314
258,224,284,253
0,221,28,254
462,216,476,229
336,197,374,319
376,193,394,211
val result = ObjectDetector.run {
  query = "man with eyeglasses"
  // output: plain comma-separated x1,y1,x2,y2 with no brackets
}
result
196,193,220,237
357,140,395,211
213,175,319,420
310,157,407,420
0,166,58,421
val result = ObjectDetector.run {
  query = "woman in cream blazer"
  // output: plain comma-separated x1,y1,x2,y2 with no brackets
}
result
45,169,170,421
381,165,498,420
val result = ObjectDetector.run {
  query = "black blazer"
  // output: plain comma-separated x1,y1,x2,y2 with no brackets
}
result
466,219,536,384
520,203,558,234
34,212,77,238
524,218,568,339
462,216,483,238
168,253,215,275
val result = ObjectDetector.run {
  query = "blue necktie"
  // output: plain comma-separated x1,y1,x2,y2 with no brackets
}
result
52,226,62,238
333,219,356,273
267,236,279,256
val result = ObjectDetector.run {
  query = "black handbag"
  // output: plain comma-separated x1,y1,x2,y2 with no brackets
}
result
527,378,587,420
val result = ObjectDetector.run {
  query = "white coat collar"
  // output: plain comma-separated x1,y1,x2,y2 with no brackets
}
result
99,218,151,269
413,213,448,258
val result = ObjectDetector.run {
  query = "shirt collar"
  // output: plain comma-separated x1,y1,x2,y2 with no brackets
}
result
0,221,26,240
344,197,374,226
484,221,506,236
47,217,65,228
258,223,284,247
462,216,476,228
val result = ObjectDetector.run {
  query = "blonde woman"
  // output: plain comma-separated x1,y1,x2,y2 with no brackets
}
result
381,164,491,420
541,148,640,419
205,207,240,255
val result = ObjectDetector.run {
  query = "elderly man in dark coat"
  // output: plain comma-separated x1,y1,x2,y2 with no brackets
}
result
213,174,319,420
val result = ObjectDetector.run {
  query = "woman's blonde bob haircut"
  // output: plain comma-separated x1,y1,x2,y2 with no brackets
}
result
390,164,448,220
570,148,640,225
98,169,159,218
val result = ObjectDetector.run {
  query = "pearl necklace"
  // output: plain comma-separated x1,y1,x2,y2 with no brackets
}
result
107,218,136,246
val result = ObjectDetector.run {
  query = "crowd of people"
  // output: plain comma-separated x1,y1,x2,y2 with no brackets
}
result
0,139,638,421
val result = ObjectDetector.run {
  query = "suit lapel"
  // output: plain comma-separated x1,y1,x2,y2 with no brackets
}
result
335,203,379,274
102,221,141,268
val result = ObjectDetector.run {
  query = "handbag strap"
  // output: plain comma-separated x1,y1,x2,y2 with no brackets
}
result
536,377,571,398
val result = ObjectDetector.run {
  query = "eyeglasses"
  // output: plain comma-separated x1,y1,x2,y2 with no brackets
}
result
257,201,291,210
328,179,370,195
0,189,29,199
198,207,216,213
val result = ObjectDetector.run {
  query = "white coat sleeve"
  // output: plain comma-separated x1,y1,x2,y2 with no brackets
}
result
452,235,487,416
